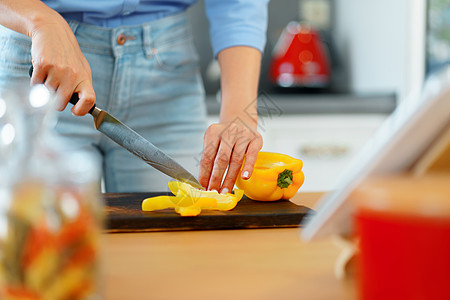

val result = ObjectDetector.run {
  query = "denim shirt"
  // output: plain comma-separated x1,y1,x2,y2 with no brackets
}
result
41,0,269,56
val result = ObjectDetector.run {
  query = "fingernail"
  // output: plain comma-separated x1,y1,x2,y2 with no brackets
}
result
210,189,218,193
55,103,64,111
242,171,249,179
221,188,229,194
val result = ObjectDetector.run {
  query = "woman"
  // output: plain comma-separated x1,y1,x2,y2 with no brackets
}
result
0,0,268,193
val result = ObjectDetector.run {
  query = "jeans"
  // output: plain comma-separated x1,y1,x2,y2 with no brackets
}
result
0,13,207,192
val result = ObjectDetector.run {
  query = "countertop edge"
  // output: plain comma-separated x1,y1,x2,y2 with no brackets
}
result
206,93,396,115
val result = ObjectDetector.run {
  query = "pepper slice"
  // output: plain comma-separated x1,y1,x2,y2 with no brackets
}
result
235,151,304,201
142,181,244,216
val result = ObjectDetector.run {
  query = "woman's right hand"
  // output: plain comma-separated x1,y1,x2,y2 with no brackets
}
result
29,13,95,116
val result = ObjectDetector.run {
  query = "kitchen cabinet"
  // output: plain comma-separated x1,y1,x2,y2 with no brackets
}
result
207,114,387,192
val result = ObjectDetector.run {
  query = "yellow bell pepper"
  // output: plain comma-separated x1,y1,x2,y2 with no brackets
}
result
235,152,304,201
142,181,244,216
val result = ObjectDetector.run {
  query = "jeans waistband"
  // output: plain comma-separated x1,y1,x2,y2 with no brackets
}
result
67,12,189,57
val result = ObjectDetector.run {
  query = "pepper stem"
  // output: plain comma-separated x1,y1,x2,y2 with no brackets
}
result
277,169,293,189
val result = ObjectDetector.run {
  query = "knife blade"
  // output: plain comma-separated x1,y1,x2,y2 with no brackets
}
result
29,67,203,190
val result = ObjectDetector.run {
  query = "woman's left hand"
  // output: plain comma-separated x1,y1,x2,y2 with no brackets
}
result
198,120,262,193
199,45,263,193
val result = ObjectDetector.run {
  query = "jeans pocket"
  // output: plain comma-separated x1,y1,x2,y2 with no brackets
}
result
0,30,32,74
153,36,200,73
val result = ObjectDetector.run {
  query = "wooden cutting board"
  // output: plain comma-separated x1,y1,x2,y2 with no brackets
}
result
103,192,314,233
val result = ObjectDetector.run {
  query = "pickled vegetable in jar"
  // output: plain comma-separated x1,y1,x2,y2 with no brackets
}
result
0,85,103,300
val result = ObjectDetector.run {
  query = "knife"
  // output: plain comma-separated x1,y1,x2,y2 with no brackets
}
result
29,66,203,189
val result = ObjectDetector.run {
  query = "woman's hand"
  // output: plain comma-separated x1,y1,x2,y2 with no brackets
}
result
198,45,263,192
0,1,94,115
198,120,262,193
29,14,95,116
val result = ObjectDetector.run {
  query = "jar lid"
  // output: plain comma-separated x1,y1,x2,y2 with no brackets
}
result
350,174,450,218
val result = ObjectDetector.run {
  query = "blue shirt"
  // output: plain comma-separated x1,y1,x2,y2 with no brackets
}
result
41,0,269,56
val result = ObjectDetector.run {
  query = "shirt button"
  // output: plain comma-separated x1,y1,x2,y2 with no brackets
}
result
117,34,126,45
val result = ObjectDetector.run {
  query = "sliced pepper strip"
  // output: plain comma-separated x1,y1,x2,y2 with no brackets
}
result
141,196,176,211
174,206,202,217
141,181,244,216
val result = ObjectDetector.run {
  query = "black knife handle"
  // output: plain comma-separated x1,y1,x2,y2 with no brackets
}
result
28,65,96,114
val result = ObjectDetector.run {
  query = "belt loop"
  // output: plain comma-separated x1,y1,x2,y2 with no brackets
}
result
68,20,80,34
142,24,153,58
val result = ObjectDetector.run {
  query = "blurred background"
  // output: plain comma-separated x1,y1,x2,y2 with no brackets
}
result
187,0,440,192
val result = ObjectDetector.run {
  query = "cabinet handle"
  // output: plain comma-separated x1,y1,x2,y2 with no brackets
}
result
299,144,350,158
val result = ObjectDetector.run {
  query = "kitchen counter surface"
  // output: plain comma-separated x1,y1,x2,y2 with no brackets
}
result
102,192,357,300
206,92,396,115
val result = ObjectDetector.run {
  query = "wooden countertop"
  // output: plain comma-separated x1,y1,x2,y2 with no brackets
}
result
101,192,357,300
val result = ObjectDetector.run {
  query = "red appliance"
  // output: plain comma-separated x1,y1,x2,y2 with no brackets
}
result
269,22,331,88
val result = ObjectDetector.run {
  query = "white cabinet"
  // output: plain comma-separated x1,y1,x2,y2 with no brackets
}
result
207,114,387,192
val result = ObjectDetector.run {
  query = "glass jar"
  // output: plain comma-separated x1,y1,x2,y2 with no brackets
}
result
352,175,450,300
0,85,103,300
